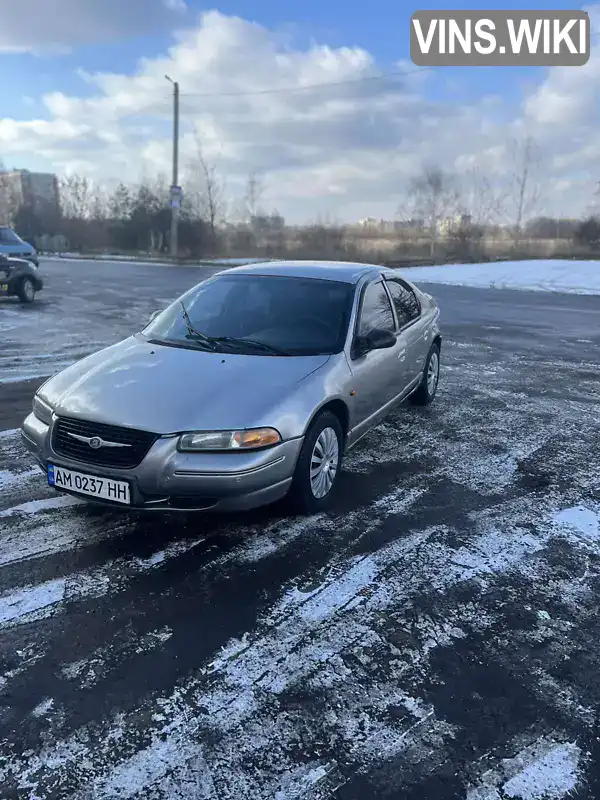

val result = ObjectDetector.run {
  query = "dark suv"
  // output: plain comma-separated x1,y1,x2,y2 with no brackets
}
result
0,255,44,303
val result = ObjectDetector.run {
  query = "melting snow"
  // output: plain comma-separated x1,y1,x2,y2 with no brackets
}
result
553,504,600,541
503,742,581,799
468,738,582,800
0,466,40,490
32,698,55,718
406,259,600,295
0,495,81,517
0,578,66,626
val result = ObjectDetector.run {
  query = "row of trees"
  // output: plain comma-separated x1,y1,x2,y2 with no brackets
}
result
44,148,236,256
0,142,271,258
3,135,600,261
397,136,600,261
399,136,543,260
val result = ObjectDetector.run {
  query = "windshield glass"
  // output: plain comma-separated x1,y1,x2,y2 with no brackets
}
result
143,273,354,356
0,227,23,244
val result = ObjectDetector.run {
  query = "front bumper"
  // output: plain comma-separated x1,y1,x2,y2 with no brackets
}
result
1,273,43,294
21,412,303,512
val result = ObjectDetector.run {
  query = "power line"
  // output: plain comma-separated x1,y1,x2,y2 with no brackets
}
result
172,33,600,102
177,65,438,99
117,30,600,114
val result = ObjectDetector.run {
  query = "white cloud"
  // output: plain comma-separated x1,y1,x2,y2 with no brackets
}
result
2,7,600,220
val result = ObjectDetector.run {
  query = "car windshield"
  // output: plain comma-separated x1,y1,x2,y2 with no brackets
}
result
0,227,23,244
143,273,355,356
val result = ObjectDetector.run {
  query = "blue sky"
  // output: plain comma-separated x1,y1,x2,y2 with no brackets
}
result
1,0,588,117
1,0,599,220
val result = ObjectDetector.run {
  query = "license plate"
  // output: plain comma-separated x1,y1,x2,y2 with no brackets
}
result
48,464,131,505
0,284,8,292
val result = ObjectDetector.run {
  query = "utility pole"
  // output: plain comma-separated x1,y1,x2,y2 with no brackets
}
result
166,75,180,259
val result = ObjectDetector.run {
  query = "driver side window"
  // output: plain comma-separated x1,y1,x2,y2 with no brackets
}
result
358,281,395,336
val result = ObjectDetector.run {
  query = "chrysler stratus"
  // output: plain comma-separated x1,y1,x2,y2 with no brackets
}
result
21,260,441,514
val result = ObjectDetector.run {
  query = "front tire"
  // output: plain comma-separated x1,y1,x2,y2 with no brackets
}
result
411,342,440,406
17,277,36,304
287,411,343,514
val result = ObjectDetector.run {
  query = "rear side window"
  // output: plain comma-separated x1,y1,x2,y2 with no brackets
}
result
358,281,395,335
385,279,421,327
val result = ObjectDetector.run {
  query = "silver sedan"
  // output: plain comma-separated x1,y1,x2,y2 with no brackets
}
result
21,260,442,514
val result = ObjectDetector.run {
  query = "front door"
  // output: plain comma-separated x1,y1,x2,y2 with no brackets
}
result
346,279,409,442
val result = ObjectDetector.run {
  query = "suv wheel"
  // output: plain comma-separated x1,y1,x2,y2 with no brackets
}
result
18,276,36,304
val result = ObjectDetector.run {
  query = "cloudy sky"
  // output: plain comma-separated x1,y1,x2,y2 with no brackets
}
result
0,0,599,222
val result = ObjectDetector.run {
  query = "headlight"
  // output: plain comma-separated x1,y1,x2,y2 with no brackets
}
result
178,427,281,452
32,395,53,424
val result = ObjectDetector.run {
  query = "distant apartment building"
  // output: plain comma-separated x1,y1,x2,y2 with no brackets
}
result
437,213,473,236
0,169,60,222
353,218,425,233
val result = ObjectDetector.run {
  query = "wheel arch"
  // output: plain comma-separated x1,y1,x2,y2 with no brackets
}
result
304,398,350,440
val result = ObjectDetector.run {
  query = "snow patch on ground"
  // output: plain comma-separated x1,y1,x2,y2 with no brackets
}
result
0,578,66,626
553,504,600,541
5,513,541,797
406,259,600,295
0,507,132,568
7,490,600,798
31,698,55,718
468,738,582,800
82,731,216,800
0,495,81,517
0,466,40,490
0,532,209,629
235,514,328,563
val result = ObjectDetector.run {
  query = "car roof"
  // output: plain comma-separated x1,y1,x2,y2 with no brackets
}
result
219,260,388,284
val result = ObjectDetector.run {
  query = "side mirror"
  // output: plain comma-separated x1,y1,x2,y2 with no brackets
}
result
353,328,396,357
148,309,161,324
367,328,396,350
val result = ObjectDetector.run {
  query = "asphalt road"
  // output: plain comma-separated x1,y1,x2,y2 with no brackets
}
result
1,257,600,799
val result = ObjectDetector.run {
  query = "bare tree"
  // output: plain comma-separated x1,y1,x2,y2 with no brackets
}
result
437,167,505,261
186,139,226,248
503,135,542,244
458,167,504,227
401,164,460,259
59,174,96,220
584,180,600,218
0,159,20,225
244,171,264,222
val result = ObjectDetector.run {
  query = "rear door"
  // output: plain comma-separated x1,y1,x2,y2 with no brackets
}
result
384,277,429,383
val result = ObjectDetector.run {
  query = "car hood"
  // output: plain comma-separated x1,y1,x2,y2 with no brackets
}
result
38,334,331,433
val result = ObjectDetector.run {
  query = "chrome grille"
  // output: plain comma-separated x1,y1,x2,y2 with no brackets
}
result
52,417,158,469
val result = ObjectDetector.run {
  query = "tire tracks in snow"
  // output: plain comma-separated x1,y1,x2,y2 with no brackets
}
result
1,333,600,798
4,492,600,799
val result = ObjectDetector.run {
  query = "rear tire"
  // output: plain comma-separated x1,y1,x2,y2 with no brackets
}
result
17,277,36,304
410,342,440,406
287,411,343,514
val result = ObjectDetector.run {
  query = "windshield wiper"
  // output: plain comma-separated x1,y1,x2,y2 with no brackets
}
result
211,336,290,356
180,302,216,350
